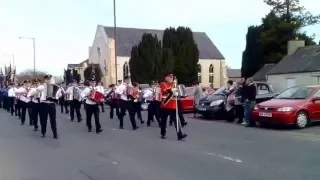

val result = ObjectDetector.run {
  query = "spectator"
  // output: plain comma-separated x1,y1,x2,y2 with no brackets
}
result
225,80,235,122
191,81,202,118
243,78,256,127
234,78,246,124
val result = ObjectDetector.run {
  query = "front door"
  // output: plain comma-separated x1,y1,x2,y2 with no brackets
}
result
308,90,320,121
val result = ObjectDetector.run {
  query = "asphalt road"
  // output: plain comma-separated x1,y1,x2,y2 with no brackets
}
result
0,107,320,180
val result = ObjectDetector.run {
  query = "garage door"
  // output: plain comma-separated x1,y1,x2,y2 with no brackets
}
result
286,78,296,88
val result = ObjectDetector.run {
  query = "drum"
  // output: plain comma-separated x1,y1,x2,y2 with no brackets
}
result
46,84,59,99
89,90,104,103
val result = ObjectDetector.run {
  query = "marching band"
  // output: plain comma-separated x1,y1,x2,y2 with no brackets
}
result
0,71,188,141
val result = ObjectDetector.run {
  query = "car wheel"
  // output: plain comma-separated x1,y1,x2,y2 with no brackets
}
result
295,111,309,129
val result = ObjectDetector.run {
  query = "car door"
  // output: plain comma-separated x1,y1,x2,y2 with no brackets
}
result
307,90,320,121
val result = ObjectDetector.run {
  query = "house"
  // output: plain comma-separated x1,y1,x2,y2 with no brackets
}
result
267,39,320,91
227,69,241,82
67,59,89,82
253,64,276,82
88,25,228,87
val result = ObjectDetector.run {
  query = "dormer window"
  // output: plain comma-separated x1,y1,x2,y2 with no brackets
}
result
97,47,101,58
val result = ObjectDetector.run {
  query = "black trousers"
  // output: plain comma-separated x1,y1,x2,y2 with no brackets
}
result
85,103,101,131
160,109,182,137
15,99,21,117
70,99,82,121
100,102,105,112
60,99,69,113
8,97,15,115
235,105,244,123
169,100,186,125
134,101,143,123
32,102,41,130
39,102,57,137
109,99,120,119
3,96,9,111
0,95,3,108
147,101,160,126
118,100,137,129
20,101,31,125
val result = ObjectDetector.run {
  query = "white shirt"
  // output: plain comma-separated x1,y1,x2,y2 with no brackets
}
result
96,85,104,92
143,88,153,101
8,88,15,97
80,86,103,105
36,84,54,103
115,83,129,101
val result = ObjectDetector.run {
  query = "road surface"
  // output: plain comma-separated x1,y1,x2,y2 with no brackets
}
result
0,108,319,180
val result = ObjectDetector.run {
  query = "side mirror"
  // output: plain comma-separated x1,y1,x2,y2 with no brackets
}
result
311,97,320,102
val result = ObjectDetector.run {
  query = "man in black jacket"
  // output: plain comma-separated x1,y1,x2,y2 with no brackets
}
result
243,78,256,127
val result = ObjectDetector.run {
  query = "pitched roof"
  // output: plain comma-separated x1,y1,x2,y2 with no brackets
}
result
227,69,241,78
253,64,276,81
103,26,225,60
268,45,320,75
67,59,88,69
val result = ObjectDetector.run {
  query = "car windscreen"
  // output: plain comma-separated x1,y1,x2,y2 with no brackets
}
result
213,87,226,95
275,87,313,99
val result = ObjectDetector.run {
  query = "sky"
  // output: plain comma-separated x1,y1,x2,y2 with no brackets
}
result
0,0,319,76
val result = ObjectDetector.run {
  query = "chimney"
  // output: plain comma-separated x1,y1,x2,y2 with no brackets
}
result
287,37,305,55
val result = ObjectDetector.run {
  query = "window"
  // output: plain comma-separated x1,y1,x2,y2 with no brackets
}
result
123,62,129,79
314,90,320,97
317,76,320,84
209,64,214,84
197,63,201,83
257,84,270,95
275,87,313,99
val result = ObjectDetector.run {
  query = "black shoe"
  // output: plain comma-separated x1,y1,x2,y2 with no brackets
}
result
161,135,166,139
147,123,150,127
181,122,188,127
119,126,124,129
77,119,82,122
169,123,173,126
140,120,144,124
96,129,103,133
178,134,187,141
21,123,24,125
133,126,139,130
88,129,92,132
41,134,46,138
53,135,58,139
34,128,38,131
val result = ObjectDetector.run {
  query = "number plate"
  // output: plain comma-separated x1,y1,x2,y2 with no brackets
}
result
198,108,206,111
259,112,272,117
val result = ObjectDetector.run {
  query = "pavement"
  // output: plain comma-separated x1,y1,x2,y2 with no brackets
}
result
0,107,320,180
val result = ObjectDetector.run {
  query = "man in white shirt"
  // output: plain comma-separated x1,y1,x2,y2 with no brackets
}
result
66,80,82,122
8,83,16,116
80,76,103,133
15,80,32,125
37,74,58,139
96,81,105,113
115,75,138,130
14,83,22,117
144,81,161,127
27,79,41,131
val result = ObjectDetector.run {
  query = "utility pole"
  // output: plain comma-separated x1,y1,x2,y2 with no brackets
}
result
113,0,118,82
18,37,36,74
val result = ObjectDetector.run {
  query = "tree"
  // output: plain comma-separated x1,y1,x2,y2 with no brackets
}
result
154,48,175,80
83,64,102,82
64,69,72,85
72,69,81,83
16,69,47,83
162,27,199,85
129,33,162,83
241,0,318,77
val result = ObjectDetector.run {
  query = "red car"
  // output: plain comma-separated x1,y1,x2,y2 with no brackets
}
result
252,85,320,129
180,87,194,112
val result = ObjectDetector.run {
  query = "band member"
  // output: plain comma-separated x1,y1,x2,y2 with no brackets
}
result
132,82,144,124
2,85,9,111
14,83,21,117
27,79,41,131
37,74,58,139
8,83,15,116
143,81,161,127
67,80,82,122
115,75,138,130
0,86,3,108
58,82,68,114
159,73,187,140
106,84,120,119
80,76,103,133
15,80,32,125
96,81,105,113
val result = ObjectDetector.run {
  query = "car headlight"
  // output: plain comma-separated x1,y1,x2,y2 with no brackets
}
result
210,100,223,106
254,105,259,110
277,107,293,112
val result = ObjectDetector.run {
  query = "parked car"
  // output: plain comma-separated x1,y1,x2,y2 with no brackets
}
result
180,87,194,112
252,85,320,129
196,81,276,118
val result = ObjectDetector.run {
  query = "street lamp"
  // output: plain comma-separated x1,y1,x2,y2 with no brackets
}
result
18,37,36,73
113,0,118,82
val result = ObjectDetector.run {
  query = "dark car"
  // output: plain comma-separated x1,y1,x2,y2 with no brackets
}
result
196,82,276,119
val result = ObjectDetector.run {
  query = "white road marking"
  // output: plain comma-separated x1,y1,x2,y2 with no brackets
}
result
112,128,117,130
112,161,118,165
204,152,243,163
